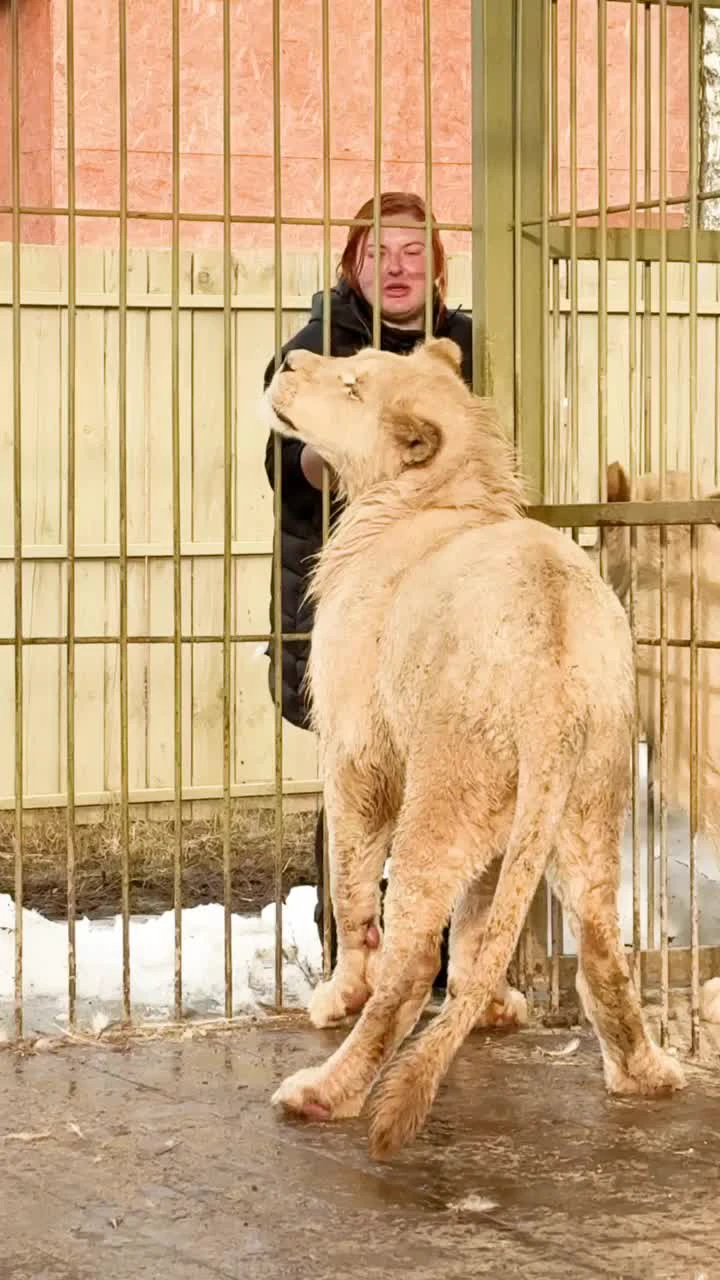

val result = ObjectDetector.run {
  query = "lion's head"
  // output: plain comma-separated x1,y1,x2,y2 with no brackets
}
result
265,338,522,512
605,460,717,600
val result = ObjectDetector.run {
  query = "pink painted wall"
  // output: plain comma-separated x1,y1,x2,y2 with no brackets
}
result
0,0,56,244
555,0,690,227
0,0,691,252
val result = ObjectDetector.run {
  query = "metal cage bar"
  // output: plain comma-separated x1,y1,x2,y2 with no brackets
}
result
658,0,671,1047
320,0,333,979
597,0,609,603
423,0,434,340
65,0,78,1029
643,0,656,956
222,0,234,1019
569,0,580,502
171,0,184,1021
118,0,131,1021
513,0,524,465
372,0,383,350
628,0,642,985
688,0,702,1055
272,0,285,1009
10,0,24,1041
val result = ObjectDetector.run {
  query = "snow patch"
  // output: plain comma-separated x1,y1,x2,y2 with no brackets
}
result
0,885,322,1031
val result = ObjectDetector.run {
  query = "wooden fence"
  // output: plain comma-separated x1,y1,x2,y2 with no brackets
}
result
1,244,719,815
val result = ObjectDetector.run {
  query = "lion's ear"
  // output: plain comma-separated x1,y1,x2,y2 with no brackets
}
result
419,336,463,372
388,408,443,467
607,460,631,502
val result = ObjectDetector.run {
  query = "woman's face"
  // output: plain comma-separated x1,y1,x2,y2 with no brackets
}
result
355,220,431,330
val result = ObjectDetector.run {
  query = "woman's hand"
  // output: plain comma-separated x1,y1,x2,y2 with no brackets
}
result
300,444,327,490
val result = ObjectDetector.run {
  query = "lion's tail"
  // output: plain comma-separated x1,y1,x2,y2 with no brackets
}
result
367,731,583,1161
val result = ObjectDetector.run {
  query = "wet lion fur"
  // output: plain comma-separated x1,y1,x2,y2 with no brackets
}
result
605,460,720,845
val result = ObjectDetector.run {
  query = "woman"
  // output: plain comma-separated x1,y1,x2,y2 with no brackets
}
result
263,191,473,980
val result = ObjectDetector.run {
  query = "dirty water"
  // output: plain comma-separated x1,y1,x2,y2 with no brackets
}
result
0,1022,718,1279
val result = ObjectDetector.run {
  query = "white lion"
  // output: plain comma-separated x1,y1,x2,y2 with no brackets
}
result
266,339,685,1160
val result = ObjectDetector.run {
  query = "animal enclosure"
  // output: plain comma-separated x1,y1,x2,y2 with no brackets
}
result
1,0,720,1049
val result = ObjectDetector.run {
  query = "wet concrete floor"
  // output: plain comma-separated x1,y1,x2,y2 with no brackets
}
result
0,1020,719,1280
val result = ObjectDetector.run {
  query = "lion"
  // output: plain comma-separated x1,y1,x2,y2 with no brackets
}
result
265,339,685,1161
606,461,720,845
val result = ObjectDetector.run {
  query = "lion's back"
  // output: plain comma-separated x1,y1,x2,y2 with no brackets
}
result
376,517,634,741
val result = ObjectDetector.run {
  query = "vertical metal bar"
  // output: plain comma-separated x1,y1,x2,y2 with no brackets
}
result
423,0,434,339
373,0,382,348
715,292,720,486
321,0,332,369
512,0,525,986
66,0,78,1029
516,0,550,991
597,0,608,582
515,0,543,506
688,0,701,1057
550,893,562,1014
569,0,579,500
10,0,23,1041
643,1,656,949
541,0,550,503
272,0,285,1007
513,0,523,458
548,0,562,999
628,0,642,981
642,2,653,475
320,0,332,979
627,0,640,463
171,0,183,1020
118,0,131,1021
471,0,489,400
658,0,669,1047
550,0,560,501
222,0,234,1019
471,0,515,421
472,0,484,398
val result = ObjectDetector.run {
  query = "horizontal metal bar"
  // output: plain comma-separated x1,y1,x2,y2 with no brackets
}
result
0,292,316,311
527,499,720,527
0,779,322,811
637,636,720,651
524,185,720,229
0,292,471,314
6,630,720,652
0,541,274,561
540,227,720,264
553,298,720,318
0,632,311,646
0,205,471,234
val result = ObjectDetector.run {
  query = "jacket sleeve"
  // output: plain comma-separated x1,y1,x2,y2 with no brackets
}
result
263,321,324,508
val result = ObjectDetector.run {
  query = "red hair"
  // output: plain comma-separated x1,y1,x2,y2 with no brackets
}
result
338,192,448,314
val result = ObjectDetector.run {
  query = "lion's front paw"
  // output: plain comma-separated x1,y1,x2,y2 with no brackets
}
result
271,1066,364,1121
272,1066,334,1120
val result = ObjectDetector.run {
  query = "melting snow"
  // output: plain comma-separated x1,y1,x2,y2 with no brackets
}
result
0,886,322,1033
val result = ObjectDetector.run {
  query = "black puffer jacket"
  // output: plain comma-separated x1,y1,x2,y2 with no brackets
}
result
263,280,474,729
